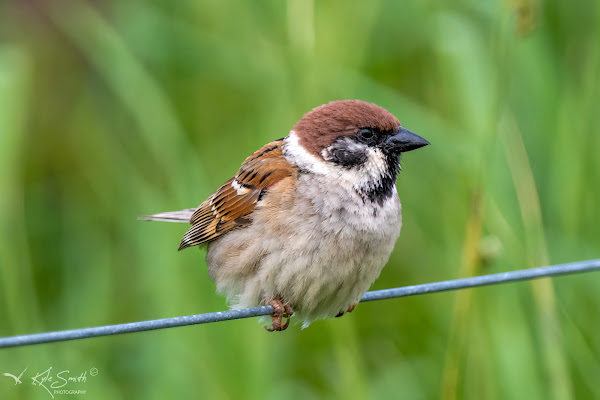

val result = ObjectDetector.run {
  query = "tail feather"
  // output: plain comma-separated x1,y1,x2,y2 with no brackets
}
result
138,208,196,223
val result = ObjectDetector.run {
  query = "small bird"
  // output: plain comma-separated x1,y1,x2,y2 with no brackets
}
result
141,100,429,331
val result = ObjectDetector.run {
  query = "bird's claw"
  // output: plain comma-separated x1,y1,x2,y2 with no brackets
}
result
264,297,294,332
335,302,357,318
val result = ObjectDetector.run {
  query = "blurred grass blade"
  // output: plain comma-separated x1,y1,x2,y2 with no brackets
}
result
501,113,573,400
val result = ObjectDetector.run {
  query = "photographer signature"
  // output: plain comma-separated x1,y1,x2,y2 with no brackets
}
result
3,366,98,398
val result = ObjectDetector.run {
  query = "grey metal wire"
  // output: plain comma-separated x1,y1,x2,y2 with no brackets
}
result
1,259,599,349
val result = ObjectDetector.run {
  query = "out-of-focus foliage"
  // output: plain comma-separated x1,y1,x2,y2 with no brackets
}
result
0,0,599,399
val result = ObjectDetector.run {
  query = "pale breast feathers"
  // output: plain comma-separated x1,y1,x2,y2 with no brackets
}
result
178,139,295,250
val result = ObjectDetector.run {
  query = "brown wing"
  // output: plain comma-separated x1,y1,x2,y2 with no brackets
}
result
178,139,294,250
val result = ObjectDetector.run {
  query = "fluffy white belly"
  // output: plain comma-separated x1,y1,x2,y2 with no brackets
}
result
205,174,402,325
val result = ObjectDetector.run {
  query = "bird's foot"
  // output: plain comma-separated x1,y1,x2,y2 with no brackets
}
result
335,302,358,318
264,297,294,332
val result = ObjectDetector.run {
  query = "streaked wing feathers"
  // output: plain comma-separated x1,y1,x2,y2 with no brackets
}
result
179,139,293,250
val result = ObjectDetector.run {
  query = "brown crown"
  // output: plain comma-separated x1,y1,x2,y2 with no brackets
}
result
293,100,401,157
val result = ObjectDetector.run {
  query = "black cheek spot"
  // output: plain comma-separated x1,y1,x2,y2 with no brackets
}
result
331,149,368,168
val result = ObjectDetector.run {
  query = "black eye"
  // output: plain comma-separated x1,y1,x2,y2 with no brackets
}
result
357,128,374,141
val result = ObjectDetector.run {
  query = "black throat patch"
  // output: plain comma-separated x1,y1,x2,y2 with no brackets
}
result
357,153,400,206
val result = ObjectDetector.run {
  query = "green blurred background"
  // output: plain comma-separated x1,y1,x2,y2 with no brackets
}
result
1,0,599,399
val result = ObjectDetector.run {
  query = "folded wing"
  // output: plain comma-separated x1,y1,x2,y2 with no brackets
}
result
179,139,295,250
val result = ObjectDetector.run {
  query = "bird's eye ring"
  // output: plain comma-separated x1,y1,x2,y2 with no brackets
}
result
357,128,374,140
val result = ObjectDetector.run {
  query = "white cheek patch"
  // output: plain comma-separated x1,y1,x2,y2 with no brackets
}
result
283,131,333,176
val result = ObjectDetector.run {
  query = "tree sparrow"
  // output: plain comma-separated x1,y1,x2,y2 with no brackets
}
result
141,100,429,331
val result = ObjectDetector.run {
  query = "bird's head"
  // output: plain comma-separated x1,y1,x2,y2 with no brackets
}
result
293,99,429,165
286,100,429,203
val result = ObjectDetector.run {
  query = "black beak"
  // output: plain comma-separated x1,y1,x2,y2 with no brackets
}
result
384,126,430,153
